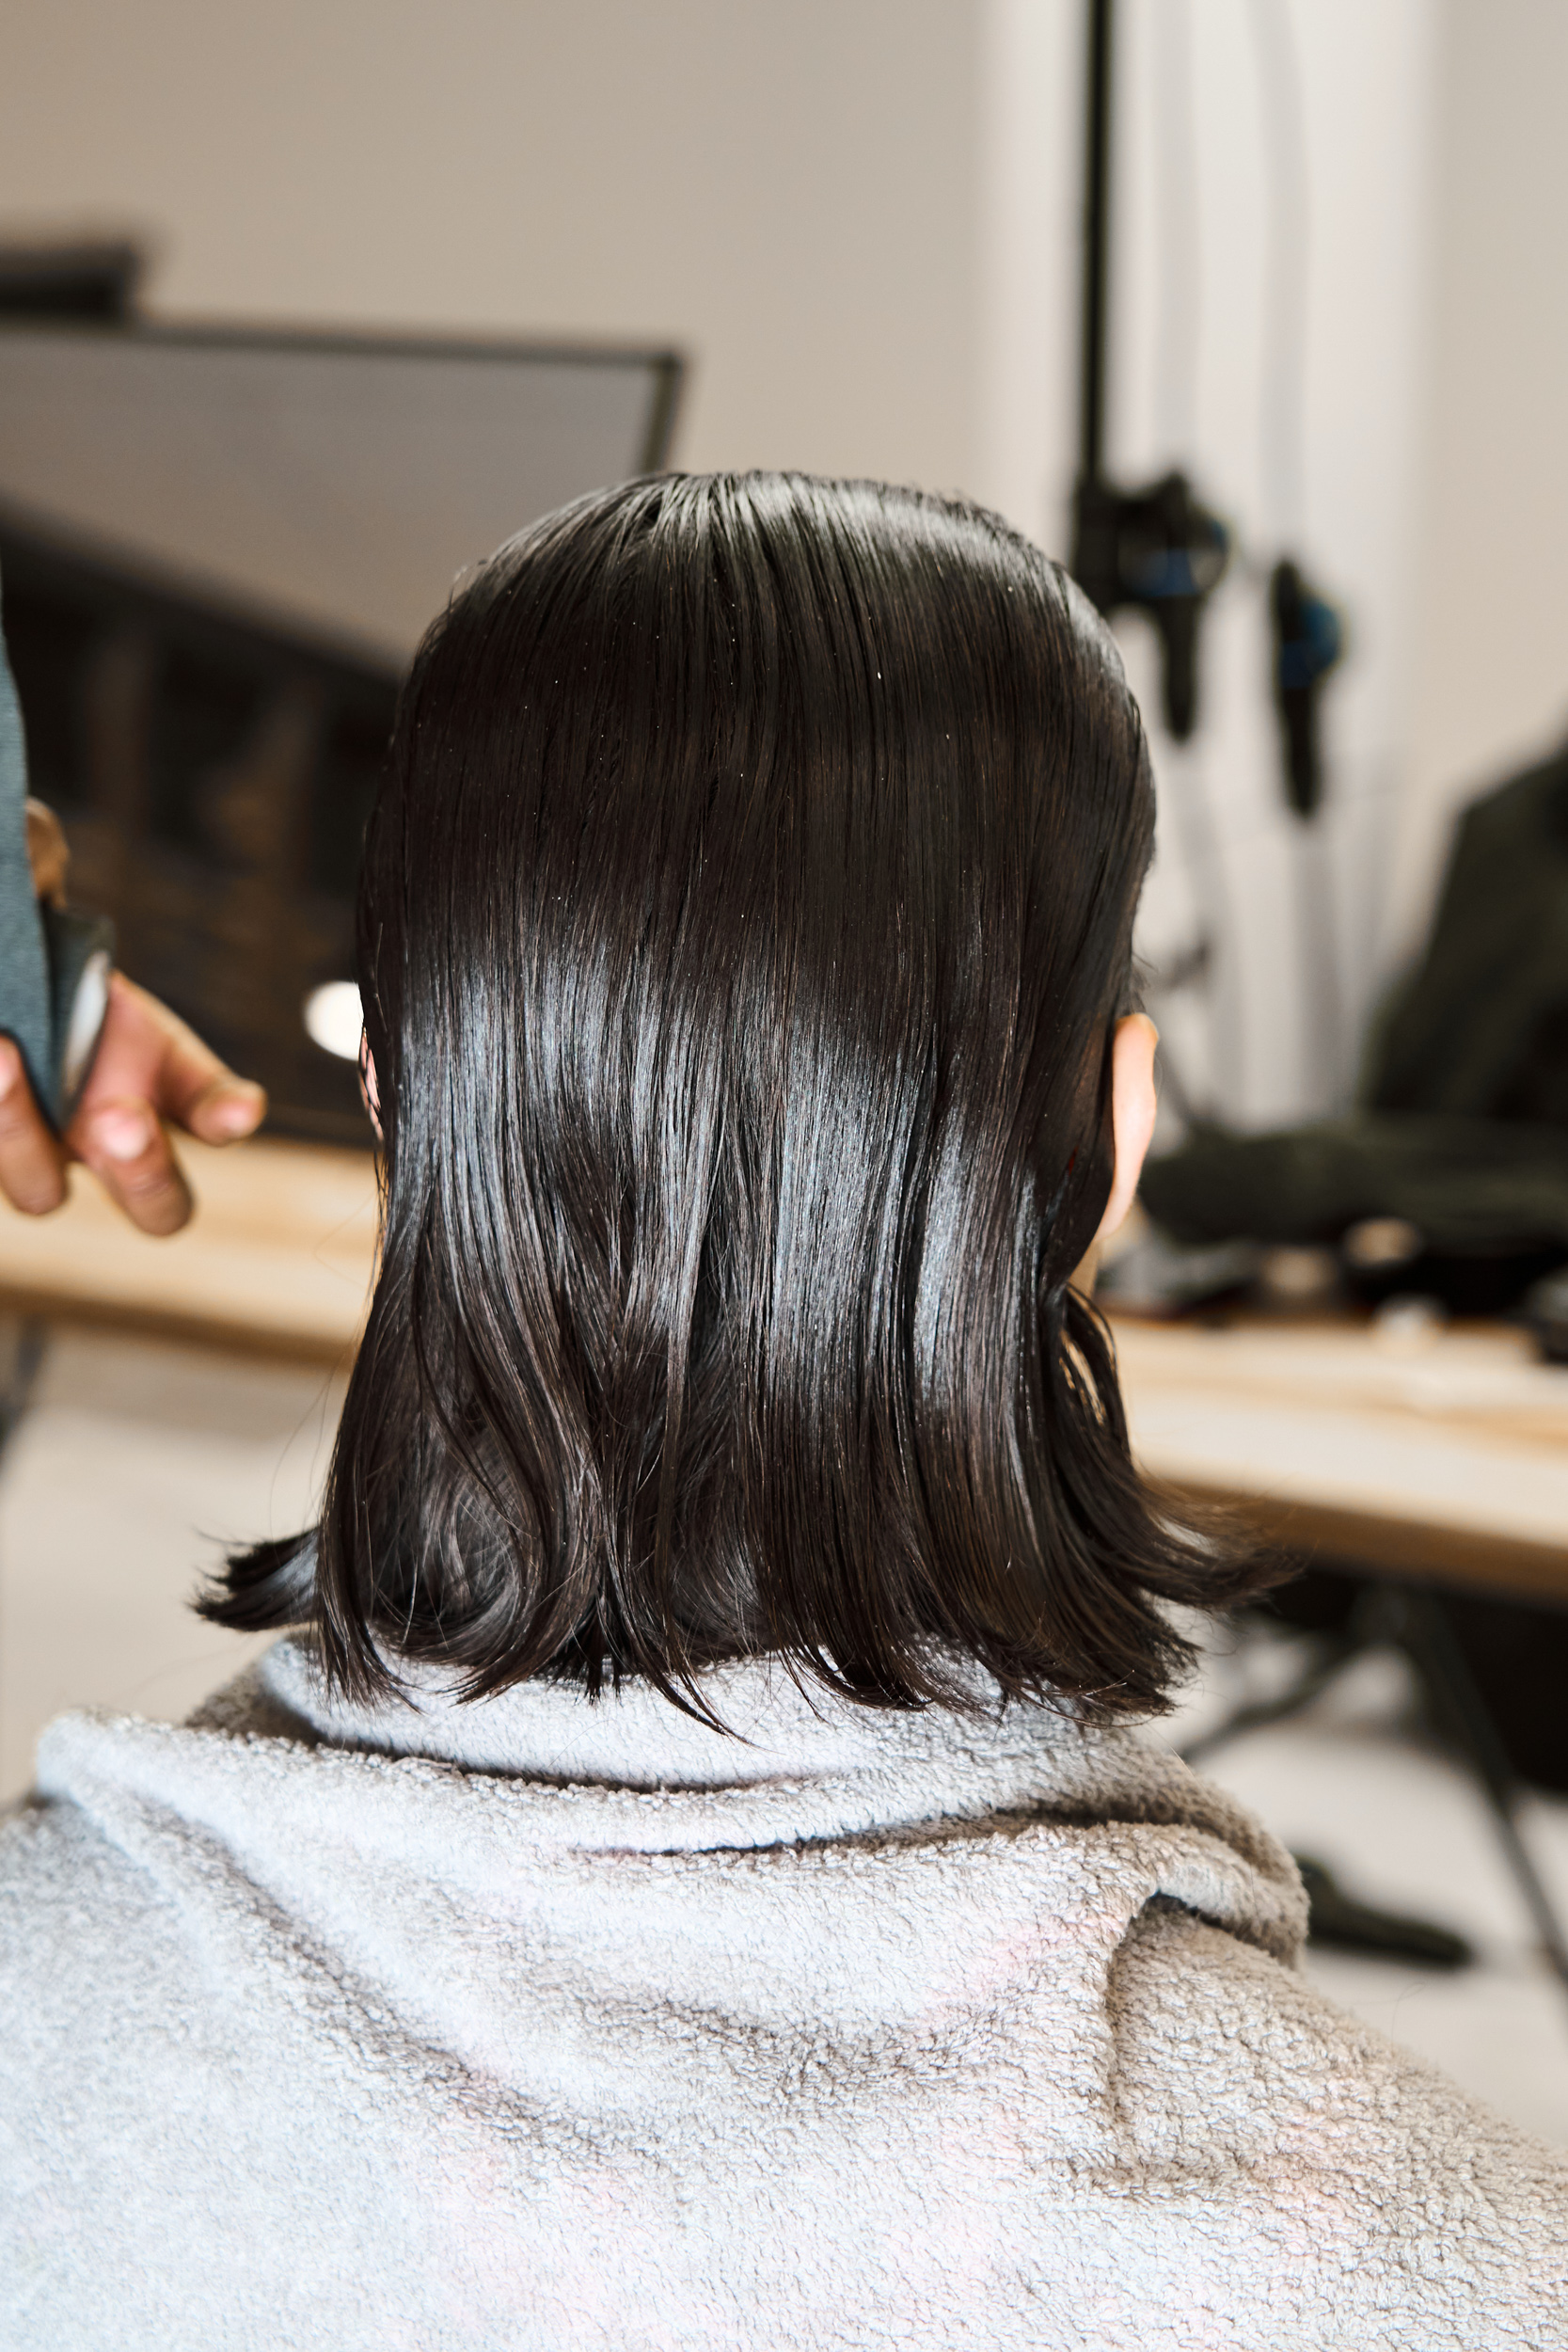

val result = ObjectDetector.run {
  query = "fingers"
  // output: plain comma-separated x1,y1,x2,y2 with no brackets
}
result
0,971,266,1235
74,1097,194,1237
55,975,266,1237
24,800,70,909
0,1037,66,1214
93,974,267,1145
183,1073,267,1147
133,981,266,1140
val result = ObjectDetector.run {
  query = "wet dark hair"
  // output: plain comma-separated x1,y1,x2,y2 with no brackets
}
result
204,472,1259,1718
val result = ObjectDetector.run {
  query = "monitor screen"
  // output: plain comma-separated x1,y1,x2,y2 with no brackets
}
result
0,321,680,661
0,323,682,1142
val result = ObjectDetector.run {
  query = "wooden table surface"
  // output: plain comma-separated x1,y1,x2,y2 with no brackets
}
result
1110,1309,1568,1604
0,1135,378,1363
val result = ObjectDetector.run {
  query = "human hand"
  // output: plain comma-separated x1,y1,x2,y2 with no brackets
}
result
24,800,70,908
0,800,267,1232
0,971,266,1235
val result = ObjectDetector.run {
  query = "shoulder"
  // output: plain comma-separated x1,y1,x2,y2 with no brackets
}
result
0,1784,166,1952
1107,1899,1568,2328
0,1786,200,2079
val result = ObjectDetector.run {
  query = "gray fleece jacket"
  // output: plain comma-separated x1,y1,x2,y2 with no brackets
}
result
1,1636,1563,2349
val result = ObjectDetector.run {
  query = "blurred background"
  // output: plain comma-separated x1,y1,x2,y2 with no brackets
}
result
1,0,1567,2144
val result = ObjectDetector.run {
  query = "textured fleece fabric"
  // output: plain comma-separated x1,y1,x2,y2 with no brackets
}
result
1,1636,1564,2349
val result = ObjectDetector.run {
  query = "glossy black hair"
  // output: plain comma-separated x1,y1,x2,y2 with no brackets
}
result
204,472,1260,1718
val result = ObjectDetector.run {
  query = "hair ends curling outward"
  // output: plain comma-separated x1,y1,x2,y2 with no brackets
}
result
203,474,1267,1724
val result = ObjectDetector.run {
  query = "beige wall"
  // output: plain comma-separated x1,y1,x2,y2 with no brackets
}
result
1397,0,1568,948
0,0,982,492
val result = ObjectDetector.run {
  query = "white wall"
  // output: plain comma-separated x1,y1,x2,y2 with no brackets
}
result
0,0,981,493
971,0,1083,548
1394,0,1568,957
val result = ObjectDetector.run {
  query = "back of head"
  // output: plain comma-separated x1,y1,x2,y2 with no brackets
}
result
209,472,1251,1718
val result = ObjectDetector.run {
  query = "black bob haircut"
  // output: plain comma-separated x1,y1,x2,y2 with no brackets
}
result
205,473,1262,1720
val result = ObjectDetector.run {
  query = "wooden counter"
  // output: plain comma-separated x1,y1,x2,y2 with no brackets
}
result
0,1136,378,1362
1111,1310,1568,1605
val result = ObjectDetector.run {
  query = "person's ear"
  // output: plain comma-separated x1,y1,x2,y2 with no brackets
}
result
1070,1013,1158,1295
359,1034,383,1141
1097,1012,1158,1246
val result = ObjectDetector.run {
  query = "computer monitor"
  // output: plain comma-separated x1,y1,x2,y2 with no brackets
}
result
0,322,682,1142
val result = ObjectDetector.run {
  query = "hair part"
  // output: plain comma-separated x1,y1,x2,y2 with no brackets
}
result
203,472,1266,1722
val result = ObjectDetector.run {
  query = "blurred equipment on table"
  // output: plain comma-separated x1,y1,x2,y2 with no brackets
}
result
1092,1213,1261,1321
0,237,142,323
1138,737,1568,1323
1526,1265,1568,1363
0,294,683,1142
1139,1113,1568,1318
